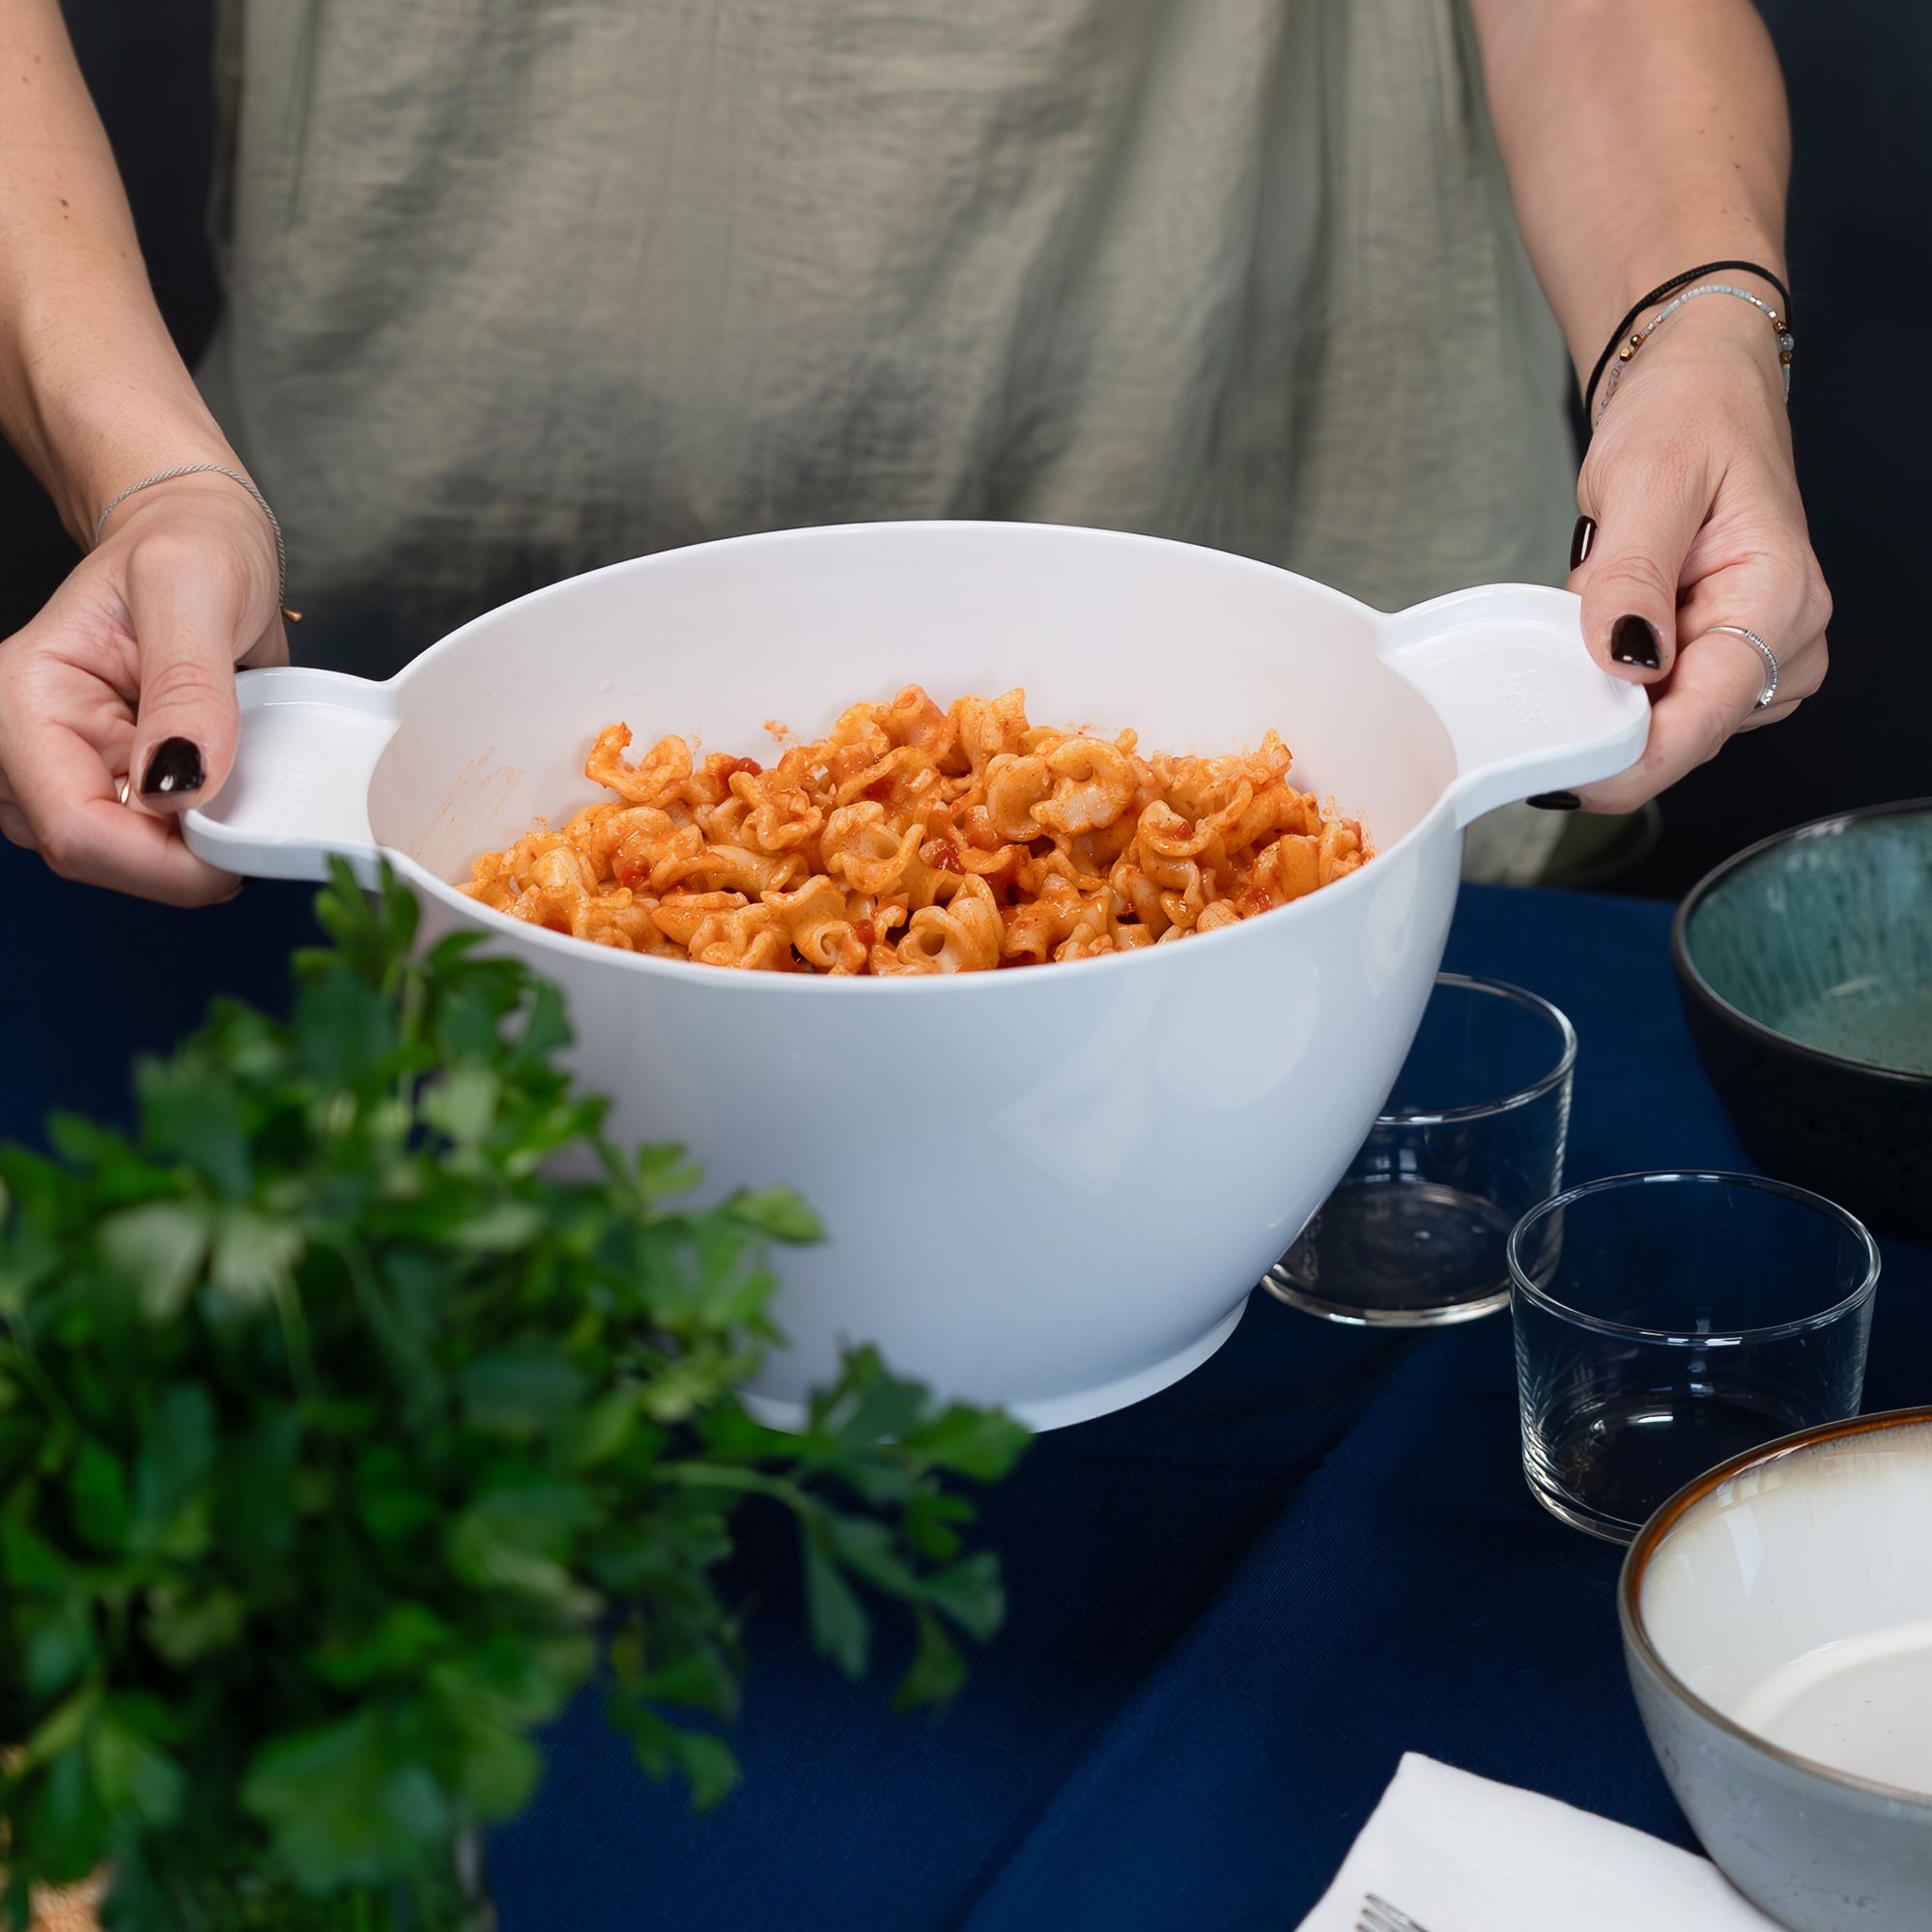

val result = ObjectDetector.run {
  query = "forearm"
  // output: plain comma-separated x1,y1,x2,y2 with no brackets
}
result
1,0,235,544
1469,0,1791,387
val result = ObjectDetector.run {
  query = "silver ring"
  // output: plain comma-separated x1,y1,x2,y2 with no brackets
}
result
1706,624,1779,708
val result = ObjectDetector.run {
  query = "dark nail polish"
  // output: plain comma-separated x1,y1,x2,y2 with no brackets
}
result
1569,515,1597,571
141,736,206,796
1526,791,1582,811
1609,614,1662,669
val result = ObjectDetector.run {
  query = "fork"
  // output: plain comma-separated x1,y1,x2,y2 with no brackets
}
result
1358,1895,1434,1932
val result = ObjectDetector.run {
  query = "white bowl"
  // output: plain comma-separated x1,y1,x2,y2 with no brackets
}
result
1622,1408,1932,1931
185,522,1644,1426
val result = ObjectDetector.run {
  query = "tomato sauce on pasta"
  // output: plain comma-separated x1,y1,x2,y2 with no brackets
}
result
463,687,1371,974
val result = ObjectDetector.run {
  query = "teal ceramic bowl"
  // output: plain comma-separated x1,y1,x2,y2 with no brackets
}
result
1673,800,1932,1240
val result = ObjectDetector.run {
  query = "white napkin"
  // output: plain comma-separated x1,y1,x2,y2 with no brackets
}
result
1294,1753,1783,1932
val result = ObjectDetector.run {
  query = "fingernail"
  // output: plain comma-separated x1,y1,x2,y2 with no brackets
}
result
1610,615,1662,669
1526,791,1582,811
1570,515,1597,571
141,737,206,796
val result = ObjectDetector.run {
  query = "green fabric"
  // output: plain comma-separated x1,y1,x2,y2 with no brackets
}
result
199,0,1578,878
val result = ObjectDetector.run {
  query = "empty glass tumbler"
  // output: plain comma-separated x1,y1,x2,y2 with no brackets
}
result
1266,974,1575,1325
1511,1170,1880,1542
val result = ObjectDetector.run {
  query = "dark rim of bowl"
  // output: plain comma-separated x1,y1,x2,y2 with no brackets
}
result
1619,1405,1932,1812
1375,974,1577,1125
1506,1170,1881,1345
1670,796,1932,1090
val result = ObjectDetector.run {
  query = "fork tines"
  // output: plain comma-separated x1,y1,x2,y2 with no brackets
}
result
1357,1895,1432,1932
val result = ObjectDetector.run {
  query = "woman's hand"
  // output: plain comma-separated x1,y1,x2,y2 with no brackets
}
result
1565,296,1830,812
0,478,287,904
1468,0,1817,810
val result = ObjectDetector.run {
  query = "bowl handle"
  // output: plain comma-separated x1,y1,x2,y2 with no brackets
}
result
182,668,400,885
1379,584,1651,827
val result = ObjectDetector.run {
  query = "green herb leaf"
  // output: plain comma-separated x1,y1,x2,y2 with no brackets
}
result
99,1200,209,1321
922,1551,1007,1642
607,1699,741,1812
242,1710,451,1889
726,1187,824,1243
130,1383,215,1557
903,1405,1032,1480
135,1064,251,1198
445,1486,603,1615
667,1726,741,1811
442,1201,545,1253
70,1436,131,1551
635,1145,704,1205
22,1604,97,1701
214,1408,302,1569
310,1604,454,1689
460,1349,589,1438
14,1747,101,1888
900,1490,973,1562
294,959,399,1086
894,1608,967,1712
209,1208,303,1305
19,1682,99,1770
88,1696,187,1827
419,1065,501,1146
803,1527,871,1678
428,1632,596,1730
554,1386,639,1469
412,1687,542,1820
143,1586,246,1668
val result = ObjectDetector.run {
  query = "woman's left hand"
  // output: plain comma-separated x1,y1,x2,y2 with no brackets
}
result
1565,293,1830,811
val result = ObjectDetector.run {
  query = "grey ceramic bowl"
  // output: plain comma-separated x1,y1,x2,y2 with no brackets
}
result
1672,799,1932,1239
1621,1408,1932,1932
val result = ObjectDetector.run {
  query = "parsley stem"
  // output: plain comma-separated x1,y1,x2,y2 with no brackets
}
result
660,1462,813,1517
272,1279,317,1402
0,1334,75,1434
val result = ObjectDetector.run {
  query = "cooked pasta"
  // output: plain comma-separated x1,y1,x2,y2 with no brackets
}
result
463,687,1370,974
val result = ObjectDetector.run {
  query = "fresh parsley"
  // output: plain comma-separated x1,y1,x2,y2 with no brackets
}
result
0,864,1026,1926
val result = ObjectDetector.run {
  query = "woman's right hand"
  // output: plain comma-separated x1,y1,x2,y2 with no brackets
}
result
0,477,288,906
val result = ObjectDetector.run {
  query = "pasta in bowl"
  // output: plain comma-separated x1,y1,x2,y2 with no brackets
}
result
463,688,1370,974
183,522,1646,1427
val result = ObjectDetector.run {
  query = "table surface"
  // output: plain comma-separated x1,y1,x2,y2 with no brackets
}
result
4,850,1926,1930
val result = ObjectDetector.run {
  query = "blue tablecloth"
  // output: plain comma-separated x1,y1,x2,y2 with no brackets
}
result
4,852,1926,1929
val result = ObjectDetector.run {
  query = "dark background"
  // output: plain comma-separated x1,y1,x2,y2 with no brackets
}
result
2,0,1927,903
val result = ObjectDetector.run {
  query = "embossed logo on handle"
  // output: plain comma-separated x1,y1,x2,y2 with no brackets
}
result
1497,666,1551,729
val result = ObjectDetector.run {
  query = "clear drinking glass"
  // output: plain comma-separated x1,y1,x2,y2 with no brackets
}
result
1265,974,1575,1325
1511,1170,1881,1542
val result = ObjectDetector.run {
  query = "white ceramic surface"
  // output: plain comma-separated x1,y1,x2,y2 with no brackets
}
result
185,522,1646,1427
1641,1415,1932,1796
1623,1409,1932,1932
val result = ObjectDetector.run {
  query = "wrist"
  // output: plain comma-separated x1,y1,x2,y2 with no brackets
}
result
95,469,287,620
1639,283,1790,385
7,289,240,547
42,387,243,553
1591,282,1793,438
1572,242,1789,397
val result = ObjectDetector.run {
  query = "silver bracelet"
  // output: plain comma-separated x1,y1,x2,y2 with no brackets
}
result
92,462,290,607
1593,283,1796,426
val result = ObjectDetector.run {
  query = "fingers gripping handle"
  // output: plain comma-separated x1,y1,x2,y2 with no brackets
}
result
182,668,398,885
1381,585,1651,828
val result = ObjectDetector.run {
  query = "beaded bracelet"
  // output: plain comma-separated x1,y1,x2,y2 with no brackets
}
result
1591,283,1795,427
1581,258,1791,421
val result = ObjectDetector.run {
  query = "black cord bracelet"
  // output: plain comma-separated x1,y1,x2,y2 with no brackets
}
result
1581,258,1792,427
